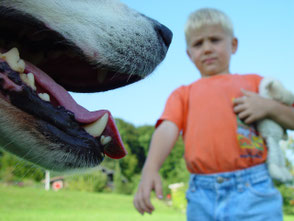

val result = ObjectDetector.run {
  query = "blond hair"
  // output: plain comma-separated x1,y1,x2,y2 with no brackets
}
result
184,8,234,46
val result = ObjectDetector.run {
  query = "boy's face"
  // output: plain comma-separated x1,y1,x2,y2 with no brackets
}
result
187,24,238,77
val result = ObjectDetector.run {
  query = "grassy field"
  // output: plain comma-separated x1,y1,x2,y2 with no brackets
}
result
0,185,185,221
0,185,293,221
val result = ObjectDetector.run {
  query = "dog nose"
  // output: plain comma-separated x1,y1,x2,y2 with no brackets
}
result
140,14,173,48
155,24,173,48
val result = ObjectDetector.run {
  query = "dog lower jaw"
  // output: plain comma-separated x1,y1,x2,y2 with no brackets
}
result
0,95,105,171
0,49,127,170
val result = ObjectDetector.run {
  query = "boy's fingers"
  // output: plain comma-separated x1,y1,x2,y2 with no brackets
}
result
241,89,256,96
133,199,144,215
141,188,154,213
137,198,151,214
133,192,144,214
134,190,153,214
234,104,246,113
233,98,241,104
233,96,247,105
244,116,255,124
238,110,250,120
154,179,163,199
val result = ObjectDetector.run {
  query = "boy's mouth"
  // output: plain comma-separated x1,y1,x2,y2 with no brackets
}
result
203,57,217,64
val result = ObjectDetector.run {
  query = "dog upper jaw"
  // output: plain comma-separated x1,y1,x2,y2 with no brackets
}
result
0,0,172,92
0,0,173,171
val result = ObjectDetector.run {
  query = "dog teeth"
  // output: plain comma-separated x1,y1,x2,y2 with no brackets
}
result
20,73,37,90
83,113,109,137
0,48,25,73
100,135,112,145
38,93,50,102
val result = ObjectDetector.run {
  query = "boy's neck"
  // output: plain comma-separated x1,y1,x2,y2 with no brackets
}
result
200,72,231,78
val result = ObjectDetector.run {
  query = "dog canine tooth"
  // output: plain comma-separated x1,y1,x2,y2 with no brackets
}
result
0,0,172,171
20,73,37,90
83,113,109,137
27,73,36,90
38,93,50,102
0,48,25,73
100,135,112,146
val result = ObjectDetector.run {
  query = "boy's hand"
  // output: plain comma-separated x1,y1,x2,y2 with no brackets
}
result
233,89,272,124
133,120,178,215
133,170,163,215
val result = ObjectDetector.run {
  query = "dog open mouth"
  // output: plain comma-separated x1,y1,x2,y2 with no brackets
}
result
0,47,127,160
0,2,172,171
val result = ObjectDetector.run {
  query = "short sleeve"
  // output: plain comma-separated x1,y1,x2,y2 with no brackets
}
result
155,86,188,131
244,74,263,92
255,75,263,91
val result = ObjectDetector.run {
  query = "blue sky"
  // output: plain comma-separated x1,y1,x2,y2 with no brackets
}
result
71,0,294,127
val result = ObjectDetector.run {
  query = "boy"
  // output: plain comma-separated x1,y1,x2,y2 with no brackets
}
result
133,8,294,220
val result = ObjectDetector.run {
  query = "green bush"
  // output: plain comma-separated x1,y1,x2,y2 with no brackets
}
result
0,151,44,182
66,170,108,192
113,161,135,195
168,183,187,212
278,185,294,215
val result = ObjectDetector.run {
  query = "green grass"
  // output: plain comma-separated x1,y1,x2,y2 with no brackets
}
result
0,185,185,221
0,185,294,221
286,216,294,221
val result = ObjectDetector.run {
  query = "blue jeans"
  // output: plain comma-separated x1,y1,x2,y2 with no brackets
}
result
186,164,283,221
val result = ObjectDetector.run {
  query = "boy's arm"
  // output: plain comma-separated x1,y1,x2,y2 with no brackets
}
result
233,89,294,129
133,120,179,215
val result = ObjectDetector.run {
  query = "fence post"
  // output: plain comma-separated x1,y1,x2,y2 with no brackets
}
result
45,170,50,191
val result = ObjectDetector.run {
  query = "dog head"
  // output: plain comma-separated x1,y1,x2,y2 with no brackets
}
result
0,0,172,171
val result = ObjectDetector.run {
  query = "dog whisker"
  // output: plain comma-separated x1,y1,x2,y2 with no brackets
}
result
0,0,172,171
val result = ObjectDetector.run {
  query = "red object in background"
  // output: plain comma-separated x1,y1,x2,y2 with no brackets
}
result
52,180,63,191
166,194,171,200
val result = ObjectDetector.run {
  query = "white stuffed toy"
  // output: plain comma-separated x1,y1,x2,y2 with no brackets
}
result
258,77,294,182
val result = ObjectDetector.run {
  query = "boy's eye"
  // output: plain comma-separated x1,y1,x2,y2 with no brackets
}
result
193,40,202,47
211,37,221,43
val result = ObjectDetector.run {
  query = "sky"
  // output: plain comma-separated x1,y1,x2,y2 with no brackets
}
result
71,0,294,127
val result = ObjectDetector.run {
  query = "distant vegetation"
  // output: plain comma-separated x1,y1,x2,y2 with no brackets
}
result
1,119,294,215
0,118,189,196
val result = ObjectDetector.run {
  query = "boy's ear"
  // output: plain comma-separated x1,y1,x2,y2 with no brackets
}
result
231,37,238,54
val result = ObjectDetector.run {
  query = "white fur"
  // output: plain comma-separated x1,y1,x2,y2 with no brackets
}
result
258,77,294,182
0,0,171,171
1,0,167,76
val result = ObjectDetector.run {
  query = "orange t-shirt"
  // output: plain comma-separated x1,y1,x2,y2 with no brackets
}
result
156,74,268,174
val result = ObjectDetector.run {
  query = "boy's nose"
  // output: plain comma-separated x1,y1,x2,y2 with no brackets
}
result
203,41,212,53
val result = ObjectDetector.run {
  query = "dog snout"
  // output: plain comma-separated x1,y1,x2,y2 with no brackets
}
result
155,23,173,48
138,13,172,48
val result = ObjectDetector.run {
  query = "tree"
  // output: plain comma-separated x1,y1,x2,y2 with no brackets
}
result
115,118,146,176
0,150,44,182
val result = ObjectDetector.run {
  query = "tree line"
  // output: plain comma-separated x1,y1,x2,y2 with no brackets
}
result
0,118,189,195
1,119,294,214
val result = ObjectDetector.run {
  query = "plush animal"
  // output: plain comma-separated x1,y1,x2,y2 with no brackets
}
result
0,0,172,171
258,77,294,182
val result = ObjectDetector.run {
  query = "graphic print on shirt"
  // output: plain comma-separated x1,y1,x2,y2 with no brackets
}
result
236,117,266,158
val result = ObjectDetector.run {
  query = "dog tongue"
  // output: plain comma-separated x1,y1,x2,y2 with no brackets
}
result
24,61,127,159
25,61,100,123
